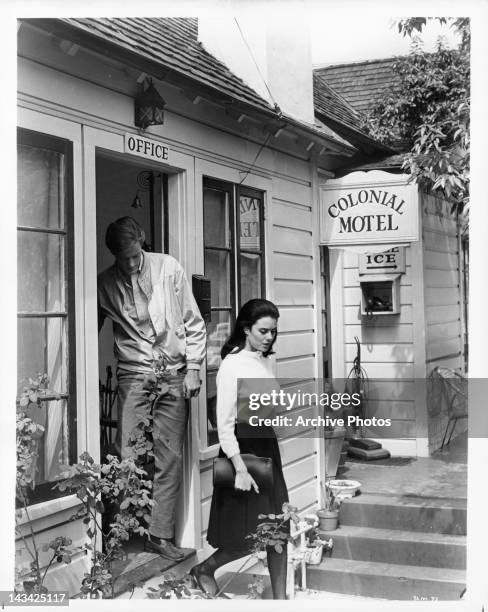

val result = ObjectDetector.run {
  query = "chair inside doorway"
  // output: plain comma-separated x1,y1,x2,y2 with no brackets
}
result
100,365,118,458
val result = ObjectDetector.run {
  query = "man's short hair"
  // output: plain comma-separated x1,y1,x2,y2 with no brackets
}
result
105,217,146,255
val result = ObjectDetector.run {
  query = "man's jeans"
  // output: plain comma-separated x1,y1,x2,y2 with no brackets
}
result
116,370,189,540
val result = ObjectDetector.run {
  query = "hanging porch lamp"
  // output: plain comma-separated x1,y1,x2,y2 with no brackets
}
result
134,79,166,130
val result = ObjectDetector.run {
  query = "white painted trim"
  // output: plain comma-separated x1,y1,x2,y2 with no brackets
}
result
311,161,327,501
17,108,90,463
412,190,429,457
329,248,346,378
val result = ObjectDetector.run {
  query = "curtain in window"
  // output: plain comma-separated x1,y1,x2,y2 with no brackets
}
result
18,144,69,483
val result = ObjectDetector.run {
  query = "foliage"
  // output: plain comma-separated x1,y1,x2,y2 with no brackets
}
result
15,375,70,594
55,451,153,598
362,17,470,213
247,574,265,599
15,373,153,599
246,502,299,556
146,573,211,599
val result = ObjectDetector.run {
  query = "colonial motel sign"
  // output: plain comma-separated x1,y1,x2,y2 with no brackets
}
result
319,171,419,246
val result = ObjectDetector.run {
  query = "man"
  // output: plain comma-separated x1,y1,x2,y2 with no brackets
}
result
98,216,206,561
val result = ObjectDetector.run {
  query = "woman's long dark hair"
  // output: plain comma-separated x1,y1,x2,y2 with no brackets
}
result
221,298,280,360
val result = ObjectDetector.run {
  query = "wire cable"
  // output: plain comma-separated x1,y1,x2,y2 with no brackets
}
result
239,133,272,184
233,17,281,113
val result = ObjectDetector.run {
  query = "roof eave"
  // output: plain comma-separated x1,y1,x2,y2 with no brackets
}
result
23,18,356,159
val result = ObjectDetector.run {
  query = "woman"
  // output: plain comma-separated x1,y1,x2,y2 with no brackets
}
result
190,299,289,599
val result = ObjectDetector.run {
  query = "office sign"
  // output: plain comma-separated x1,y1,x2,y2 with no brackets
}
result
124,133,170,163
320,171,419,246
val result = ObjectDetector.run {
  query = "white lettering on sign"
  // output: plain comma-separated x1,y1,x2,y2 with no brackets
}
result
319,171,419,246
124,133,170,162
359,247,406,275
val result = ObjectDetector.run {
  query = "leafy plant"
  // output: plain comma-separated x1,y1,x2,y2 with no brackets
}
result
15,375,71,594
361,17,470,214
55,451,153,599
246,502,299,556
146,573,211,599
247,574,265,599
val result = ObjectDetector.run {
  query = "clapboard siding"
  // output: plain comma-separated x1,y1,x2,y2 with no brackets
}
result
273,201,313,231
422,249,459,270
275,332,316,359
421,193,464,453
345,343,414,363
274,280,314,305
346,362,415,378
278,306,315,332
345,323,413,344
272,177,312,204
273,253,314,280
283,455,318,490
366,400,416,420
424,287,460,306
276,356,315,379
426,320,462,344
279,434,318,466
424,268,460,288
272,225,313,256
288,480,318,512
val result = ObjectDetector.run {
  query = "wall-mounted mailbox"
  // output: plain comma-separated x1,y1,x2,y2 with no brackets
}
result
192,275,211,324
360,274,400,316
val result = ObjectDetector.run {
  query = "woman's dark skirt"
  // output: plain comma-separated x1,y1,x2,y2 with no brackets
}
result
206,423,289,551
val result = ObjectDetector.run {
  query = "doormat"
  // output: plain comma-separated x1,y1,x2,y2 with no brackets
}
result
346,456,416,466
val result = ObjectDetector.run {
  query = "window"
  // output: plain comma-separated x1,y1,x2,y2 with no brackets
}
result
17,128,76,501
203,178,265,446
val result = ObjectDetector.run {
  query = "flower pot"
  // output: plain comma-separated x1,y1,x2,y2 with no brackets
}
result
327,479,361,498
324,426,346,478
317,509,339,531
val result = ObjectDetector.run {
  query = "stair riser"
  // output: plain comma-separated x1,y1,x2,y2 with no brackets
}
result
306,567,465,601
319,533,465,570
340,503,466,535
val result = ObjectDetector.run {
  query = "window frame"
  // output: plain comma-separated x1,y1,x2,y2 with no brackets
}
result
17,127,77,504
202,177,266,449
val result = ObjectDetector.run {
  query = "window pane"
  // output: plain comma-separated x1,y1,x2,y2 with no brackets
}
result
206,311,231,447
204,249,231,308
18,231,65,312
21,398,70,484
206,311,231,372
17,144,64,229
18,317,67,394
240,252,262,305
203,187,230,248
239,194,261,251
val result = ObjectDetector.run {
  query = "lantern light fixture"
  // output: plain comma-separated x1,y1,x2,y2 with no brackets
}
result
134,78,166,130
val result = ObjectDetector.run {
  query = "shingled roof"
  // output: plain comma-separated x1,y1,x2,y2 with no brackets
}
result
314,58,400,115
61,17,275,114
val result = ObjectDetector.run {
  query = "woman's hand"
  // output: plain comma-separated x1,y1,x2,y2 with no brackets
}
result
234,469,260,494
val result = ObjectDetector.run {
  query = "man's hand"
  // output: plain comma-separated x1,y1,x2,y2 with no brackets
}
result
183,369,201,399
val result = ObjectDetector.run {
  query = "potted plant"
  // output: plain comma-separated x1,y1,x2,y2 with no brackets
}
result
303,526,333,565
316,480,341,531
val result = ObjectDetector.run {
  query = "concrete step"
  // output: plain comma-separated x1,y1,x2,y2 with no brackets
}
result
317,524,466,569
339,493,467,535
306,557,465,601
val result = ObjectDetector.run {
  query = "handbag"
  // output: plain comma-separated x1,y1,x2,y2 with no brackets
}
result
213,454,274,490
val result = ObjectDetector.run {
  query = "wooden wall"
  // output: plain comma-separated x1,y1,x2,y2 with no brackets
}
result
421,193,465,452
340,247,418,447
